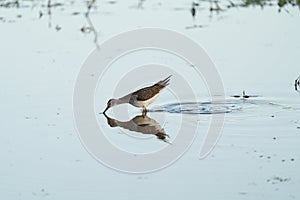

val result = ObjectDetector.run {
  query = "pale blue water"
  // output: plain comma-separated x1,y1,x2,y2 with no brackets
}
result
0,1,300,200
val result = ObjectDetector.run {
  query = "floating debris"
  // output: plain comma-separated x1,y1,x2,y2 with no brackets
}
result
0,0,19,8
191,2,199,19
32,188,49,197
191,6,196,18
80,26,92,33
238,192,247,195
107,0,117,4
47,1,63,8
295,76,300,92
186,24,207,29
38,11,43,18
72,11,80,15
231,90,259,99
137,0,146,9
269,176,291,184
55,24,61,31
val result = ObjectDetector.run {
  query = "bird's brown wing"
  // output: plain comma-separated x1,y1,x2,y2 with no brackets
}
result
132,85,161,101
131,75,171,101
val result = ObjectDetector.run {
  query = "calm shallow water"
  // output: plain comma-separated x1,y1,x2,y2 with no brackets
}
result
1,1,300,200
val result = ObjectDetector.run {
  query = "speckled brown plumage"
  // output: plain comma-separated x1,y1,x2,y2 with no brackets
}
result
103,75,172,114
131,75,171,101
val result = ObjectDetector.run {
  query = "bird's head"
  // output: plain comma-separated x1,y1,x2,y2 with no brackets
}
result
156,130,169,141
103,98,118,113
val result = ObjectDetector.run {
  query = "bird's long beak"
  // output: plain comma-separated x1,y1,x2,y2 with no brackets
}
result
102,106,109,114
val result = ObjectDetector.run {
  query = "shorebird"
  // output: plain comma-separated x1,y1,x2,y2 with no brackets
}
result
102,75,172,115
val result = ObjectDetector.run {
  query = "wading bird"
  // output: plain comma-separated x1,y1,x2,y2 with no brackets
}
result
102,75,172,115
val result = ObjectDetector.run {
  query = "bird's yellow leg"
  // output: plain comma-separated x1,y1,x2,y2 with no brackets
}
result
142,107,147,117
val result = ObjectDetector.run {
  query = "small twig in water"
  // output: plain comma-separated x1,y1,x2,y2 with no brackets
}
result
85,0,100,49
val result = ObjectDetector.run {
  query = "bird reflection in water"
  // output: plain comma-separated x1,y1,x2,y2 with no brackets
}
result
103,113,170,143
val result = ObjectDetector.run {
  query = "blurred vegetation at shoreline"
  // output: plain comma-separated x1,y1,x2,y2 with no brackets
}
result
1,0,298,45
0,0,299,11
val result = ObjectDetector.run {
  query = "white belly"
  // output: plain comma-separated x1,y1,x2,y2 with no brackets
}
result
132,93,160,108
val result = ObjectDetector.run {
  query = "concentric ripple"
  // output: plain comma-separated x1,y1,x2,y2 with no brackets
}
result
149,98,296,116
151,101,242,114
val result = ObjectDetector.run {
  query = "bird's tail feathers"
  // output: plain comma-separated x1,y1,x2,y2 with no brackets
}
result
156,75,172,87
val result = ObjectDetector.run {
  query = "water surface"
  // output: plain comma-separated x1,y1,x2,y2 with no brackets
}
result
0,1,300,200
